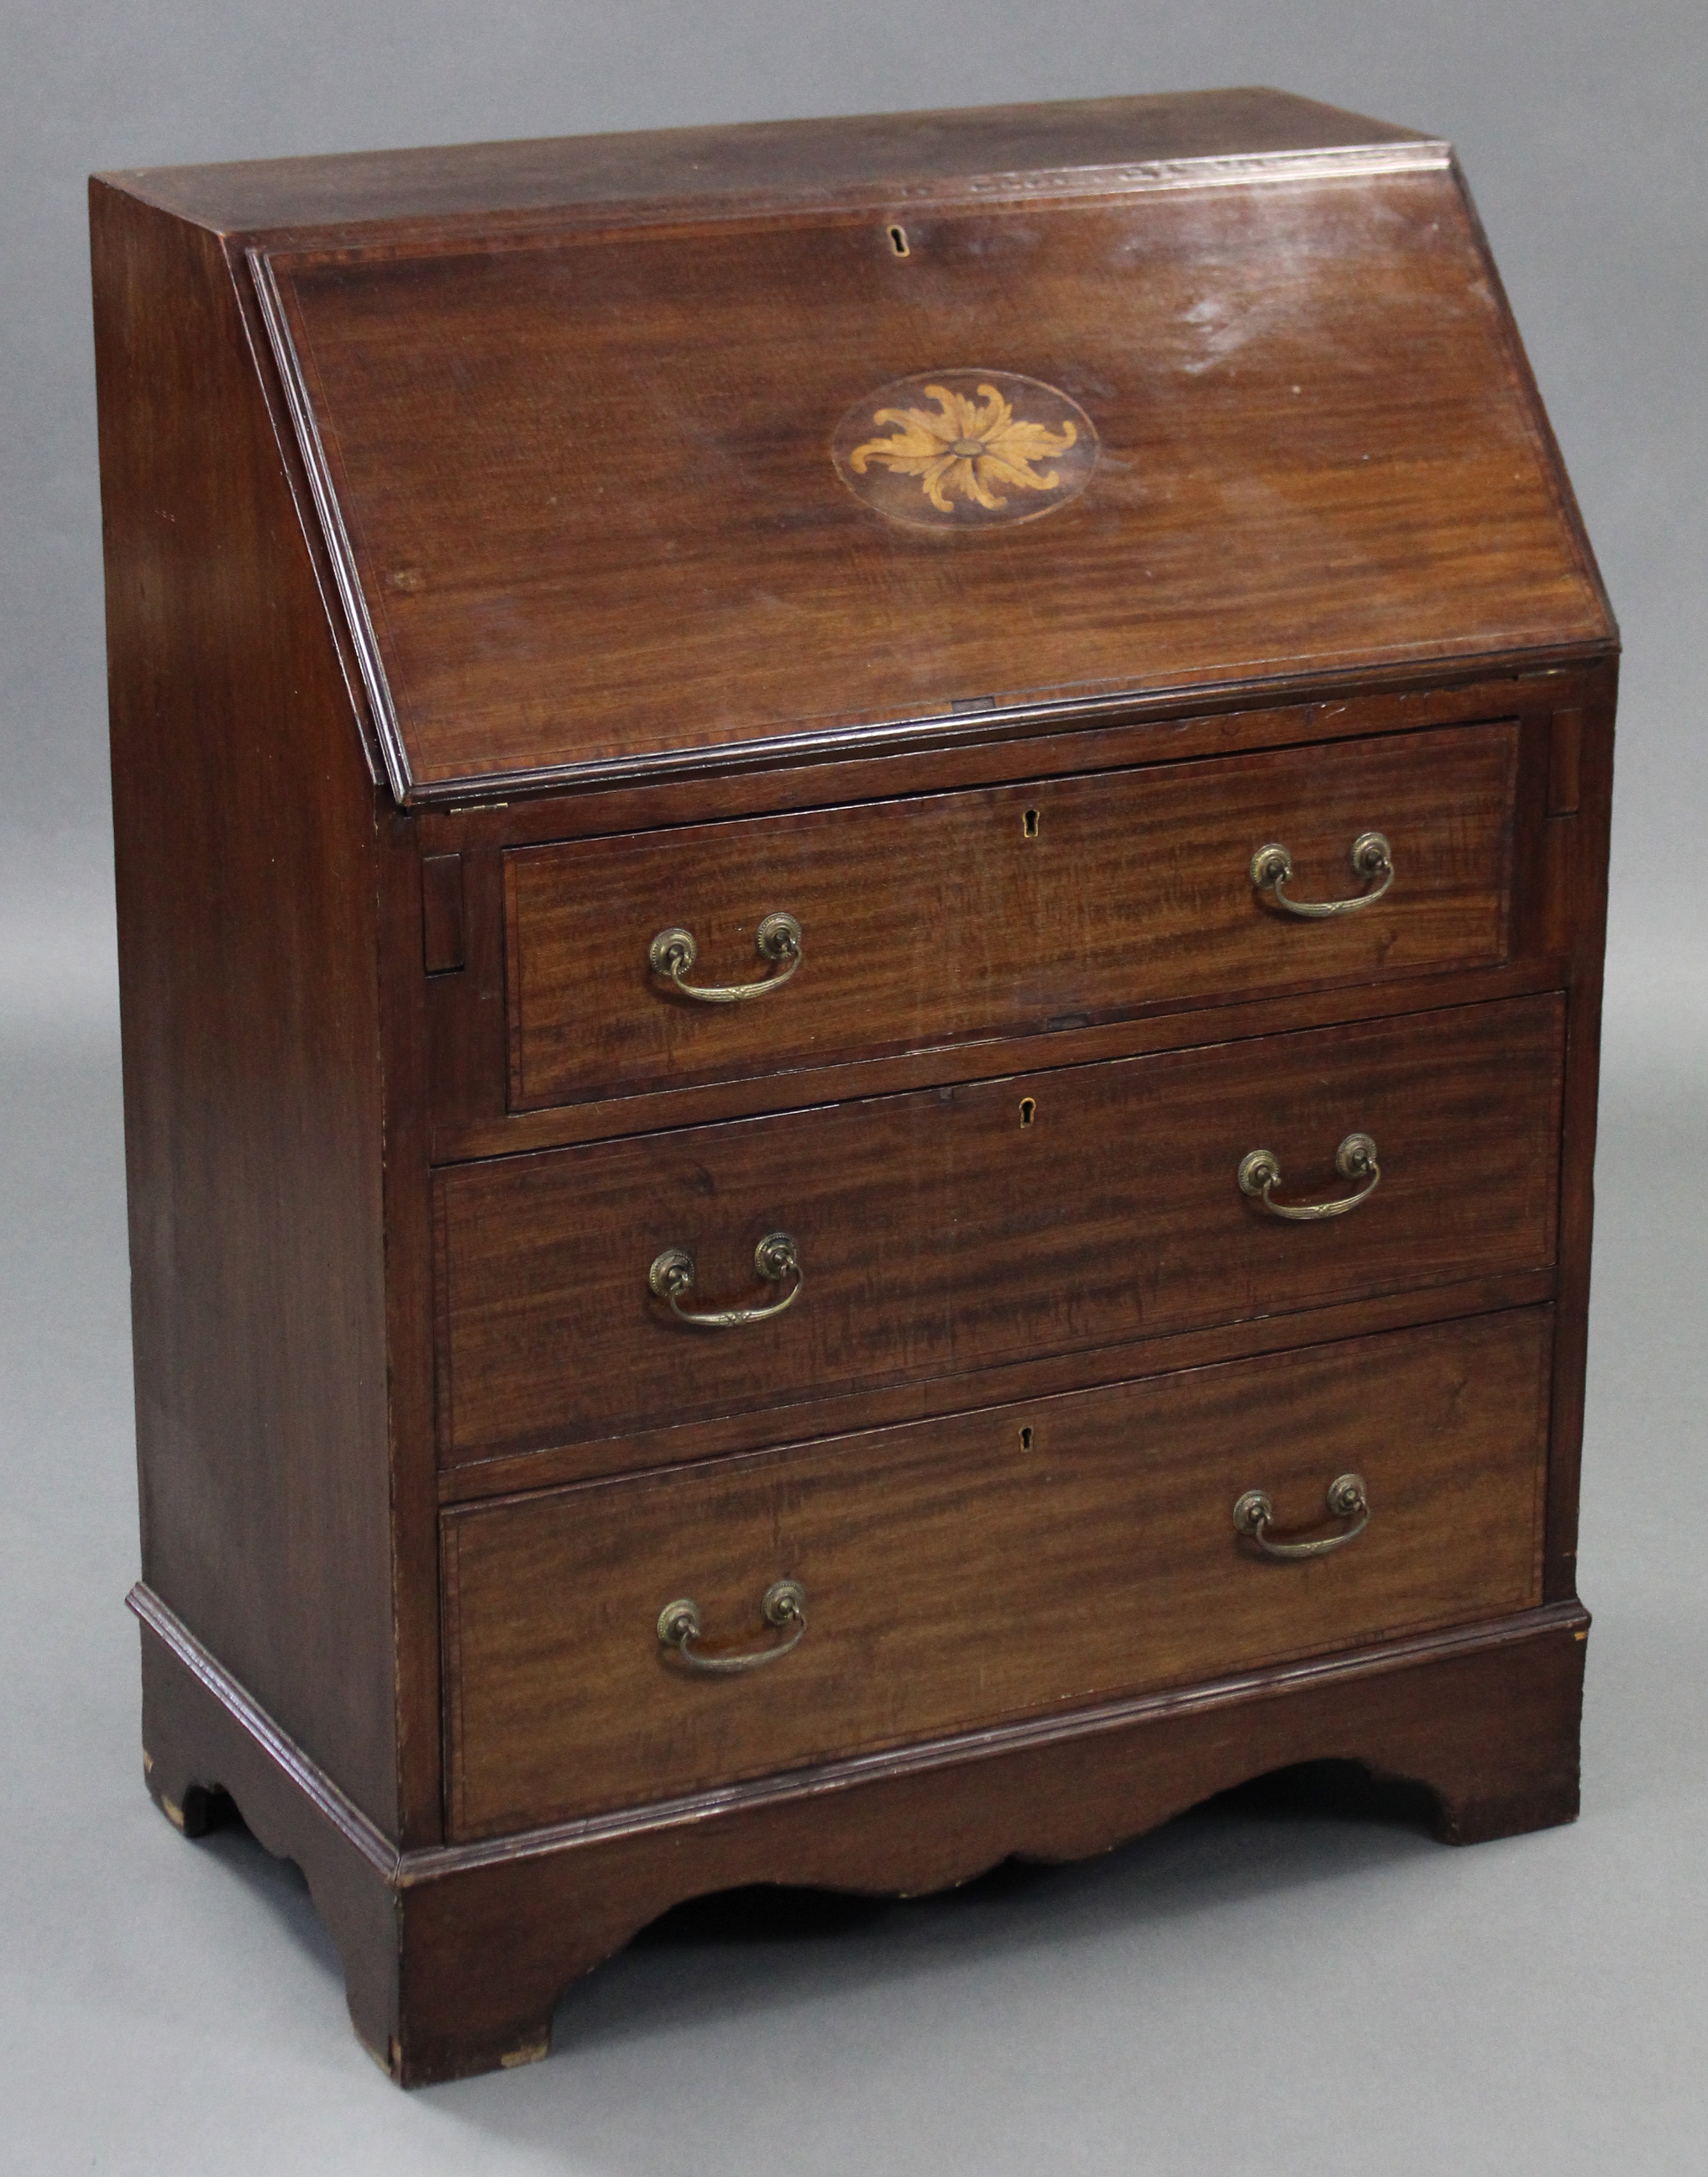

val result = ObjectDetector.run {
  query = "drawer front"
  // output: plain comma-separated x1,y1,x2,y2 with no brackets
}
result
443,1309,1553,1838
437,994,1563,1465
506,722,1517,1109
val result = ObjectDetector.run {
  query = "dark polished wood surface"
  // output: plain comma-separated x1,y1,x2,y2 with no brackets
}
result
444,1309,1550,1837
92,184,404,1831
439,1271,1559,1503
257,161,1608,800
419,667,1576,856
92,90,1616,2085
137,1582,1590,2085
423,669,1577,1167
437,994,1563,1466
506,721,1517,1110
1542,674,1616,1600
101,90,1431,235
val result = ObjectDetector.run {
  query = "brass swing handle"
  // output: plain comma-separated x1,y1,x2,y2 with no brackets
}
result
1250,831,1393,917
1233,1472,1370,1560
648,1231,803,1328
658,1580,807,1672
648,911,802,1002
1239,1132,1380,1220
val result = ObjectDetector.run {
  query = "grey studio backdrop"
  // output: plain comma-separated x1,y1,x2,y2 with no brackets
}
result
3,3,1704,2171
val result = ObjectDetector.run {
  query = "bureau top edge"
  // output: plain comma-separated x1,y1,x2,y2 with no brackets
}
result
92,90,1437,238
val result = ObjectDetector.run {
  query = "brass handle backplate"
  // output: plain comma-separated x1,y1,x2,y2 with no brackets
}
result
648,1231,803,1328
1250,831,1393,917
648,911,802,1002
658,1579,807,1672
1233,1472,1370,1560
1239,1132,1380,1220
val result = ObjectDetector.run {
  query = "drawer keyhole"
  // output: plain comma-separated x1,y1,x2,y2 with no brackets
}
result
1023,807,1040,839
1019,1097,1036,1127
1019,1424,1035,1451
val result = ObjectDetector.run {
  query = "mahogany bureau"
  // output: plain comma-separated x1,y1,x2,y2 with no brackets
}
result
92,90,1616,2084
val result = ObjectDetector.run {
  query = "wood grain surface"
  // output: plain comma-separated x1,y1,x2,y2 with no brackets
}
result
136,1578,1588,2085
1542,675,1617,1598
92,89,1616,2075
443,1308,1551,1836
506,721,1517,1109
102,90,1432,235
92,184,404,1829
437,994,1564,1465
254,158,1609,799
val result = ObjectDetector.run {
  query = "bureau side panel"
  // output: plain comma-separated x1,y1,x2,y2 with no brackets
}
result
1543,661,1617,1600
92,185,399,1829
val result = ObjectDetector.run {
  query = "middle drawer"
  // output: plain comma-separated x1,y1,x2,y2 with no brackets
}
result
436,994,1564,1468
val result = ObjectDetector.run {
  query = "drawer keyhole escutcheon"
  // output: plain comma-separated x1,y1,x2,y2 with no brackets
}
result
1239,1133,1379,1220
648,911,801,1002
1019,1096,1036,1126
1250,831,1393,917
658,1580,808,1672
1233,1473,1370,1559
648,1232,803,1329
1023,806,1040,838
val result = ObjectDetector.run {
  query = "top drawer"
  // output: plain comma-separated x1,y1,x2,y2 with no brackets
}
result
506,721,1517,1111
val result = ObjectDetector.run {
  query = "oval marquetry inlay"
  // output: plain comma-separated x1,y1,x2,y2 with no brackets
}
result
831,370,1098,532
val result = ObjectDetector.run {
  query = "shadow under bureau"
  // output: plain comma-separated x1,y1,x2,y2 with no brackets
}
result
92,89,1616,2085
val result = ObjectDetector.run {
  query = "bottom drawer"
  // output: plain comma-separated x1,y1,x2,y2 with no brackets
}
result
443,1309,1552,1839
